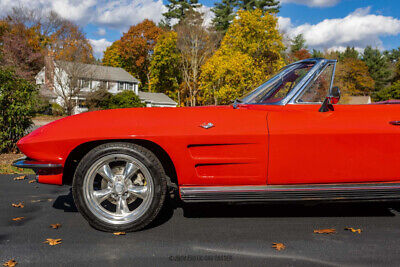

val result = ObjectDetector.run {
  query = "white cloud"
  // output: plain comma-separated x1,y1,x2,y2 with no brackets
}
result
278,7,400,51
281,0,341,7
89,38,112,58
0,0,166,30
97,28,106,36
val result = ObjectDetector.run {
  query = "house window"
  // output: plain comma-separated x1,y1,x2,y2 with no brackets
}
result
80,79,90,88
127,83,133,90
118,82,124,90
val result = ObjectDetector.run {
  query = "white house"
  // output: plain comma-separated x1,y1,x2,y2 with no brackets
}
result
36,60,177,114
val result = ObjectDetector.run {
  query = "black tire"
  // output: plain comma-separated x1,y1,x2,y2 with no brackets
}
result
72,142,167,232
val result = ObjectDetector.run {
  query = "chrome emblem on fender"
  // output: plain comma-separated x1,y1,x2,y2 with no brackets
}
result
200,122,214,129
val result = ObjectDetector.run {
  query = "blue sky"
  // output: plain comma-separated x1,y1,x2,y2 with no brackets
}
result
1,0,399,58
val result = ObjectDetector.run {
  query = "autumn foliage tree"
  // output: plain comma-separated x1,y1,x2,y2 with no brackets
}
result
334,58,375,97
102,40,124,68
149,31,182,103
199,9,284,105
175,10,219,106
119,20,163,90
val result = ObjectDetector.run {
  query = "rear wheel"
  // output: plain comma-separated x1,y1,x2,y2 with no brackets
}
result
72,142,167,232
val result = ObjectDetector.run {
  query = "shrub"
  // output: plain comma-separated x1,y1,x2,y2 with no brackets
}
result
108,90,145,109
86,90,144,110
374,81,400,101
0,68,37,153
86,88,113,111
51,103,65,116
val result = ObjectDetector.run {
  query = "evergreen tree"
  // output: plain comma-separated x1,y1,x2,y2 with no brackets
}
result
362,46,391,91
237,0,280,12
340,46,359,61
162,0,201,26
290,34,307,53
312,49,323,58
212,0,236,33
211,0,280,33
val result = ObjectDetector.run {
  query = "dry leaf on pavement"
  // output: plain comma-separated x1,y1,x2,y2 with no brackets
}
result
11,203,24,208
44,238,62,245
28,180,35,184
13,175,26,181
3,259,17,267
272,243,286,251
314,229,336,234
345,227,362,234
113,232,126,235
12,217,25,221
50,224,61,229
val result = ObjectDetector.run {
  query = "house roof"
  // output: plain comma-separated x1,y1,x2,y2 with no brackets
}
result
39,84,57,99
55,61,139,83
138,91,177,105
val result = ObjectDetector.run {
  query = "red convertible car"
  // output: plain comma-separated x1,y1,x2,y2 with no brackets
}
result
13,58,400,232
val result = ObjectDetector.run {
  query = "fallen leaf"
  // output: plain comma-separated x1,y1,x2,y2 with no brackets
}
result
113,232,126,235
28,180,35,184
11,203,24,208
314,229,336,234
272,243,286,251
13,175,26,181
50,224,61,229
345,227,362,234
3,259,17,267
44,238,62,246
12,217,25,221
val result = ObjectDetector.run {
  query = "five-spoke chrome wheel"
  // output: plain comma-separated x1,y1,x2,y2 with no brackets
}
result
83,154,154,225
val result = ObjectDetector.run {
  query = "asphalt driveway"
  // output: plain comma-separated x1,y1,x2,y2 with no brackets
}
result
2,174,400,266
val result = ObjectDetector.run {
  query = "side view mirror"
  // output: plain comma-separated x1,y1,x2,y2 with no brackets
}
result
319,86,341,112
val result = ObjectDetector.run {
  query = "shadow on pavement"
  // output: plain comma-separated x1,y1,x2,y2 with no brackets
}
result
182,201,400,218
52,189,78,212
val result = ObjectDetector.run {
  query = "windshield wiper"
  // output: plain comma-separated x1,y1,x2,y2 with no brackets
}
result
233,98,242,109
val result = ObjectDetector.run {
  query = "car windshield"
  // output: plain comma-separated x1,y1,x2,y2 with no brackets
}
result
240,62,315,104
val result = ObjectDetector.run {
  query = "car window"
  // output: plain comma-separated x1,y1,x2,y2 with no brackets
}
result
297,64,334,103
242,62,315,104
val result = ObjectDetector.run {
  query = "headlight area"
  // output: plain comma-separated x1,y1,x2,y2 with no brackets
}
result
12,157,63,185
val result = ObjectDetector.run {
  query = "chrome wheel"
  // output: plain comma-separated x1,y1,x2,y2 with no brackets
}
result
82,154,154,225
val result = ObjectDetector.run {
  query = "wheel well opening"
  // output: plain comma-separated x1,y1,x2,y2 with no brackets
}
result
62,139,178,187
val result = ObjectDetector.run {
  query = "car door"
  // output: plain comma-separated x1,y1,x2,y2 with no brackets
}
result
267,65,400,185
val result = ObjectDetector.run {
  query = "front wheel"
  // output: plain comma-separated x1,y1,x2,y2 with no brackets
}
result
72,142,167,232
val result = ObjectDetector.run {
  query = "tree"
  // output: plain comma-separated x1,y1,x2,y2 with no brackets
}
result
340,46,359,61
102,40,124,68
200,9,284,105
0,21,43,80
212,0,280,33
149,31,182,103
162,0,201,26
119,20,163,90
362,46,391,91
290,34,306,54
236,0,280,12
334,58,375,97
312,49,324,58
51,61,97,115
0,68,37,152
212,0,237,33
175,10,219,106
375,80,400,101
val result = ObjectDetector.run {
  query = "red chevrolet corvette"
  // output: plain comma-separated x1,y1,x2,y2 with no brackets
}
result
13,58,400,232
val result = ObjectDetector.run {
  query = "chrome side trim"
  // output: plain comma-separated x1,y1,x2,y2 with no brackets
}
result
180,183,400,202
12,157,62,169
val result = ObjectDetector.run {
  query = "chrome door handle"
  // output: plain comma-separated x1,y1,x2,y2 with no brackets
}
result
389,121,400,126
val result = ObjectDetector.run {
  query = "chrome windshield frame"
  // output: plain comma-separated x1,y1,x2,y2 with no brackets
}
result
240,58,337,106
